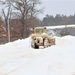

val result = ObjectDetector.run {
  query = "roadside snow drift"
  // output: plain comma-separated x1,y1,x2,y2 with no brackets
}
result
0,35,75,75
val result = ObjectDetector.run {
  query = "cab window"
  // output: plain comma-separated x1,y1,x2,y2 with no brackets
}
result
36,29,43,34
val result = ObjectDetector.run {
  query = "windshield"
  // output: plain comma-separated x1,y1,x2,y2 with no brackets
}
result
36,29,44,34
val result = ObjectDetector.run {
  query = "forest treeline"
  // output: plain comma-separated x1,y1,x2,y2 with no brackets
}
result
39,14,75,26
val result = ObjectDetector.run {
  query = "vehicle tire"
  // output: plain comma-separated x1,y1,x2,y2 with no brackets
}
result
35,43,39,49
31,39,39,49
43,38,49,48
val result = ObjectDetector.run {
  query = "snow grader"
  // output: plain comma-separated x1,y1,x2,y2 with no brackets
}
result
31,27,55,49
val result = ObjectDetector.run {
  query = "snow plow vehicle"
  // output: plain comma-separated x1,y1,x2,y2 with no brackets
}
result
31,27,55,48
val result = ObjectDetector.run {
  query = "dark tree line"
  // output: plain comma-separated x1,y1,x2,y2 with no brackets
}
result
40,14,75,26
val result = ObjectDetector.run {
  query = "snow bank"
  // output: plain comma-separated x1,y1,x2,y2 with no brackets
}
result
0,35,75,75
46,24,75,29
55,35,75,46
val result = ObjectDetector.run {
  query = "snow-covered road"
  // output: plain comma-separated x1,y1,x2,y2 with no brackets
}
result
0,35,75,75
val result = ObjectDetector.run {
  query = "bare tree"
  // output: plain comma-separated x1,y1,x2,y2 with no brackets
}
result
11,0,42,38
0,0,42,39
0,0,12,42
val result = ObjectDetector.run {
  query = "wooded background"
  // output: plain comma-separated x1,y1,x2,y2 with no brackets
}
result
0,0,75,44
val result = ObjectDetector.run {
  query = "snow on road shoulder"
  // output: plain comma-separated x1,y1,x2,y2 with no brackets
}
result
55,35,75,46
3,45,75,75
0,35,75,75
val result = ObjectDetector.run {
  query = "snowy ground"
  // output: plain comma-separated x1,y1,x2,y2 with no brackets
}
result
0,35,75,75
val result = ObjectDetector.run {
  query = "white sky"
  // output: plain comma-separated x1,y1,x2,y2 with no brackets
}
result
39,0,75,19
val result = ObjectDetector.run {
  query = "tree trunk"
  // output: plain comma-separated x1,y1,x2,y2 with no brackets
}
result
21,19,25,38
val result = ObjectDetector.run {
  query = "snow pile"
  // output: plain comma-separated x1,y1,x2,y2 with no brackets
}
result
55,35,75,46
0,35,75,75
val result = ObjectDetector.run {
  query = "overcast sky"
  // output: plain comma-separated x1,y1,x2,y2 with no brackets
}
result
39,0,75,19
